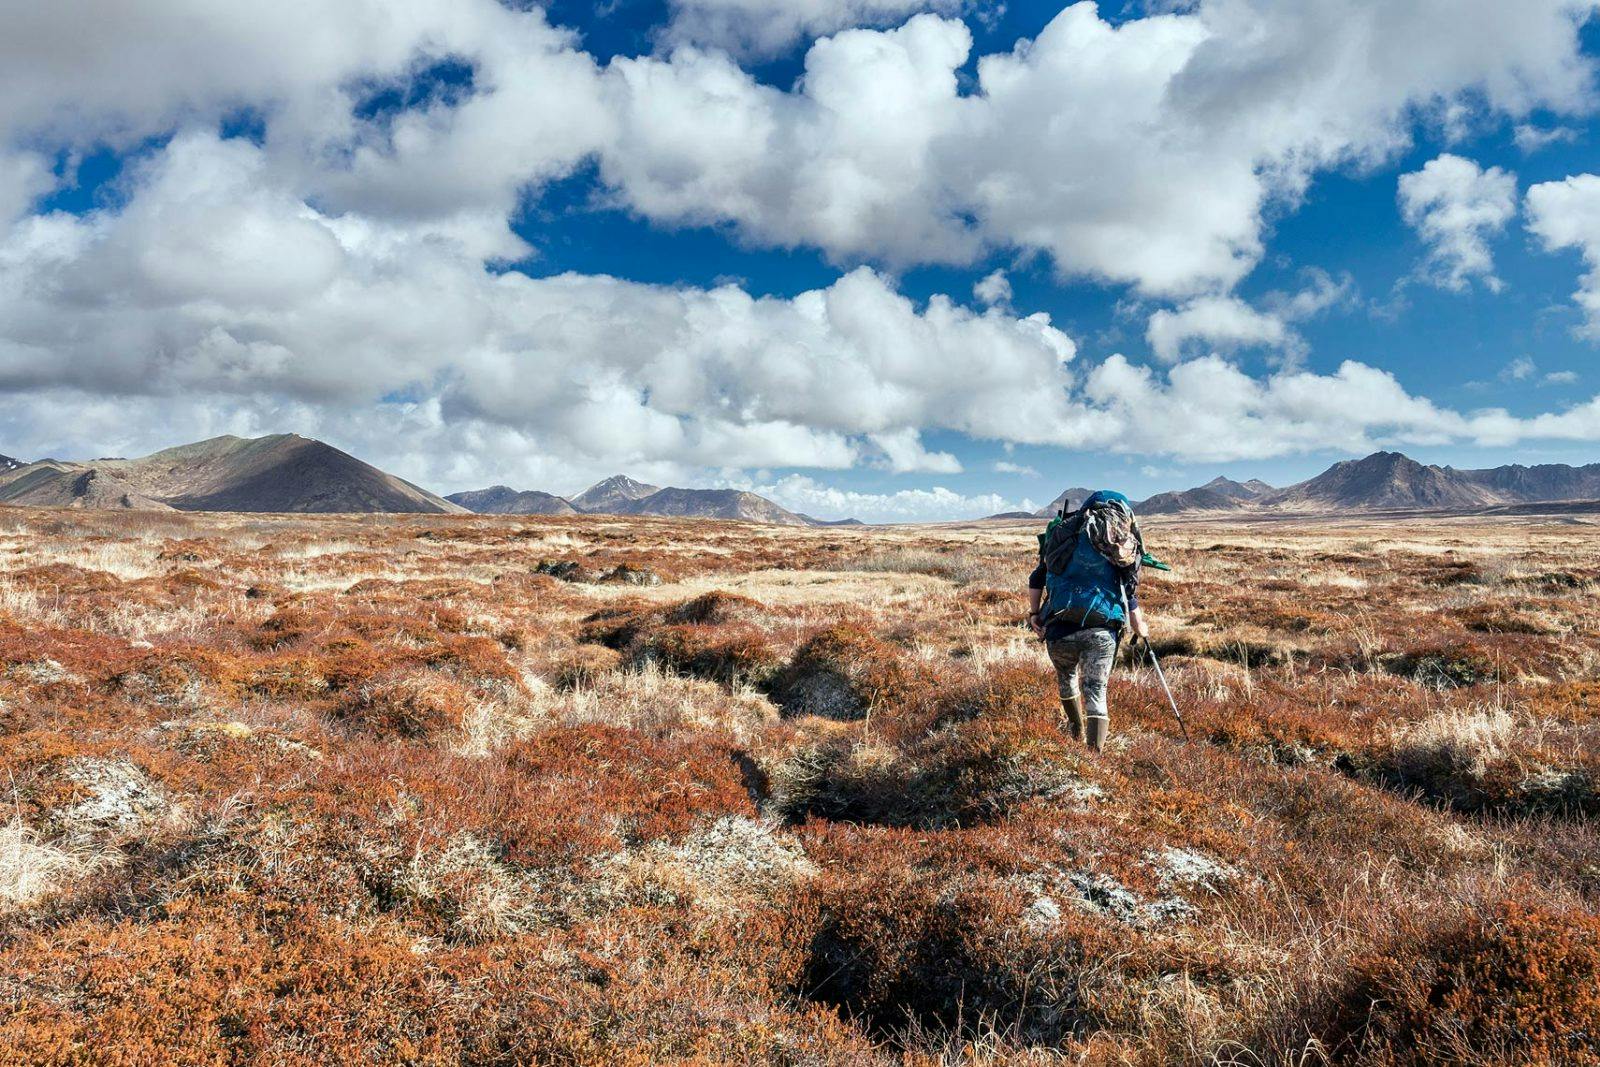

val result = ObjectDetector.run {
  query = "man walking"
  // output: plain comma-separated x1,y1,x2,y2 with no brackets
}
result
1027,490,1148,752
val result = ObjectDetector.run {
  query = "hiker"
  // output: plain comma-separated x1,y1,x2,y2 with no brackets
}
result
1027,490,1148,752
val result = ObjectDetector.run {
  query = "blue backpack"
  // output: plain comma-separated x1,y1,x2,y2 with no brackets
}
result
1038,490,1139,632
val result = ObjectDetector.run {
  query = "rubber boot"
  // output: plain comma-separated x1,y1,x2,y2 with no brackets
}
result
1085,715,1108,753
1060,695,1084,743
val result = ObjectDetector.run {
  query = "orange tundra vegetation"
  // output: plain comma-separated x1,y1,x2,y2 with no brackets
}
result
1,507,1599,1064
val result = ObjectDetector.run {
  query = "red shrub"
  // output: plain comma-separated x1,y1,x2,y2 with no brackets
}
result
1321,901,1600,1066
768,623,912,721
497,725,758,861
331,669,473,740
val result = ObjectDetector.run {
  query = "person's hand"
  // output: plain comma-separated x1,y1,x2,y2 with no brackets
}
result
1130,610,1149,639
1027,612,1044,637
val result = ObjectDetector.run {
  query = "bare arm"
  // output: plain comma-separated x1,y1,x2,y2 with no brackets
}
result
1027,554,1047,635
1127,603,1148,638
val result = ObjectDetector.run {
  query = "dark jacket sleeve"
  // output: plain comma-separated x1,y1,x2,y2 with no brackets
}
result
1028,559,1046,590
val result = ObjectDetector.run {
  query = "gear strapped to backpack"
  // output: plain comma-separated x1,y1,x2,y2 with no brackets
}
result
1037,490,1142,632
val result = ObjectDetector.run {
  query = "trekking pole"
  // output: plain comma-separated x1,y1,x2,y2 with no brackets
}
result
1140,636,1189,743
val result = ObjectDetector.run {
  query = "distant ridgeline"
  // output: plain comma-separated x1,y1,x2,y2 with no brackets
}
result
0,434,861,524
1004,452,1600,519
0,435,463,515
447,474,866,527
2,434,1596,521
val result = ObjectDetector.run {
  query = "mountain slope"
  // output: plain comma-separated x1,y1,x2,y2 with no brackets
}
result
1201,476,1273,501
1265,452,1499,511
1031,455,1599,520
0,464,174,510
119,435,464,513
446,486,578,515
797,514,867,527
0,435,464,514
570,475,661,513
1034,486,1094,518
1453,462,1600,502
614,487,812,525
1138,487,1247,515
565,474,851,525
0,454,25,473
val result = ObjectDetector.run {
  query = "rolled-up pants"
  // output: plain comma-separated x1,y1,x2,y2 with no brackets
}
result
1046,627,1117,742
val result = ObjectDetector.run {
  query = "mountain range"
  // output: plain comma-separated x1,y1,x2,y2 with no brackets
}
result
443,485,578,516
0,434,838,524
1262,452,1600,511
0,435,464,514
448,475,821,525
1135,476,1278,515
2,433,1597,523
1032,476,1276,518
1023,452,1600,518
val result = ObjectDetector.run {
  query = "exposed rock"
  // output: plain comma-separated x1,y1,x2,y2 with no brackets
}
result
534,559,590,582
598,563,661,586
1021,894,1062,932
1034,487,1094,519
0,464,174,510
1137,487,1247,515
1263,452,1498,511
43,758,173,842
1152,846,1237,892
1019,868,1196,928
11,659,78,687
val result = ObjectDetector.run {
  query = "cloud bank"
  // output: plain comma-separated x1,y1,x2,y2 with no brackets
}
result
2,1,1600,517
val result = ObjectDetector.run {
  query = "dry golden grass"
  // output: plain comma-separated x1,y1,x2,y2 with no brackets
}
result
0,505,1598,1064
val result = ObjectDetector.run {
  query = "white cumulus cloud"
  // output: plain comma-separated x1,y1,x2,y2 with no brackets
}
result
662,0,971,59
1144,271,1352,364
0,132,1080,490
6,1,1596,296
1527,172,1600,337
1514,123,1579,154
973,269,1012,307
868,429,964,473
1398,154,1519,292
746,473,1024,522
1081,354,1586,463
595,1,1599,293
1146,296,1294,364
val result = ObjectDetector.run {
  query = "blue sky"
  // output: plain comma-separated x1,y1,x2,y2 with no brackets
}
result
4,1,1600,520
